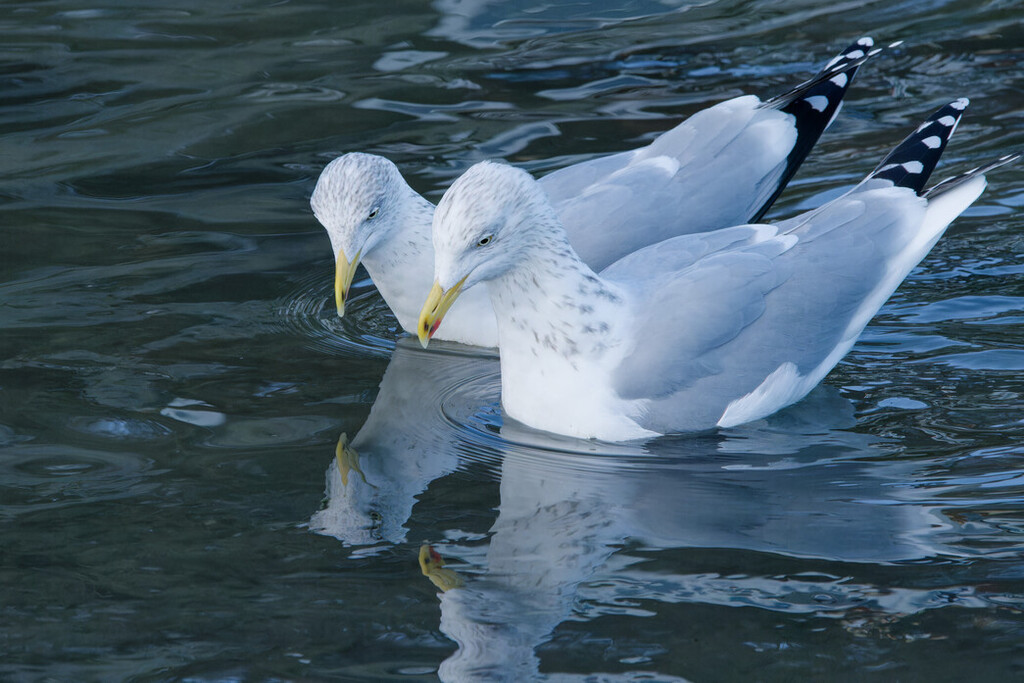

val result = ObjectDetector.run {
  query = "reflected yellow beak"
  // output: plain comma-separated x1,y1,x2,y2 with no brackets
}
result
334,432,371,488
417,276,467,348
334,249,361,318
419,544,465,592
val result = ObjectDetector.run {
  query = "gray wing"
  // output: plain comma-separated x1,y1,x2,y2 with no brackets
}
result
606,187,934,431
536,147,636,201
540,95,798,271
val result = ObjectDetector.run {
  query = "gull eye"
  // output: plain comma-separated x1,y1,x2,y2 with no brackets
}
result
368,207,379,219
476,235,493,247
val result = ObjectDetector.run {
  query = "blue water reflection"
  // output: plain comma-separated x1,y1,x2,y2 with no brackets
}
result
4,0,1024,679
309,338,1020,678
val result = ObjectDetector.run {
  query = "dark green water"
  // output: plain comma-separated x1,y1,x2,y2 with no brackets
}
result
3,1,1024,680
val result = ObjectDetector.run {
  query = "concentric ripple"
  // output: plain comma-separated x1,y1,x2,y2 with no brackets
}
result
277,268,399,359
0,445,159,520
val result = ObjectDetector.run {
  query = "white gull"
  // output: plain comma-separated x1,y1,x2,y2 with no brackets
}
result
418,99,1020,440
312,38,883,346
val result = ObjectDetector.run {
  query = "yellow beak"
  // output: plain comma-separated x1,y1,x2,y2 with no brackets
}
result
419,543,465,592
334,432,371,488
334,249,361,318
417,276,467,348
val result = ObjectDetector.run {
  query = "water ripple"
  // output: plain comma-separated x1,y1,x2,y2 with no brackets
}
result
6,1,1024,678
276,268,397,359
0,445,160,520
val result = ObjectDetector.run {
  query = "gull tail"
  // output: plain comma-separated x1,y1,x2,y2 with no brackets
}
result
924,152,1022,198
751,37,893,222
864,97,1020,199
862,100,1020,269
917,150,1022,237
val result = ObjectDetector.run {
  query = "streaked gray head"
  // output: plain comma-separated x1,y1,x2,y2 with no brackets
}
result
432,161,556,290
310,152,411,259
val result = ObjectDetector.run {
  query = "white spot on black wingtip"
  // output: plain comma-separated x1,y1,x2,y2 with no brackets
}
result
805,95,829,112
824,38,875,71
867,48,882,57
753,37,884,219
866,97,976,193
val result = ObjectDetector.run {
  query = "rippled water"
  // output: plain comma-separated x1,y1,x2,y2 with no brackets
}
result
3,1,1024,680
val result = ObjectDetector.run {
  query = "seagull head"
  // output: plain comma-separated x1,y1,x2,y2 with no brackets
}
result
311,153,412,317
418,161,556,347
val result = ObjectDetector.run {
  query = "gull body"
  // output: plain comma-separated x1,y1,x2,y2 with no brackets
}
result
421,100,1019,441
312,39,881,346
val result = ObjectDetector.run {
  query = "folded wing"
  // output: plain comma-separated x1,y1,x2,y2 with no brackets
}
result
542,38,879,270
607,99,1000,432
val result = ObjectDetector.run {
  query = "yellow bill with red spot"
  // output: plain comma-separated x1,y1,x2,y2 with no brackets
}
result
417,276,467,348
418,544,465,592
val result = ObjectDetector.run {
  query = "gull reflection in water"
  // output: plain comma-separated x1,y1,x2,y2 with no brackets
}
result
309,338,499,552
310,338,962,680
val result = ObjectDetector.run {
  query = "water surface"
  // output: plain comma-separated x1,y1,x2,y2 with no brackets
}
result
3,1,1024,680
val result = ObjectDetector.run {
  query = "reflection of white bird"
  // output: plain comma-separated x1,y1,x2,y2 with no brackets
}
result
430,399,961,681
308,339,498,550
436,451,630,681
419,100,1020,440
312,39,880,346
305,343,962,678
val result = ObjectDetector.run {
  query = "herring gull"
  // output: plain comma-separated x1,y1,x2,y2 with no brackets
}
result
312,38,883,346
418,99,1020,440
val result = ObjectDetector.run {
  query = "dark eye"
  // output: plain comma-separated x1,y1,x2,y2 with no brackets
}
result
368,207,379,219
477,235,492,246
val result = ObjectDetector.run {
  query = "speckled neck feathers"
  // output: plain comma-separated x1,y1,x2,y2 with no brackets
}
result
435,162,626,360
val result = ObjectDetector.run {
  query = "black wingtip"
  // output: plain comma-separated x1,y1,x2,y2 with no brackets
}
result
750,37,886,222
923,151,1022,198
868,98,969,195
761,36,880,113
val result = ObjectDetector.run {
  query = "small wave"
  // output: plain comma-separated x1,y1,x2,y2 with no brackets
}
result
0,445,159,520
276,269,398,359
244,83,347,102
